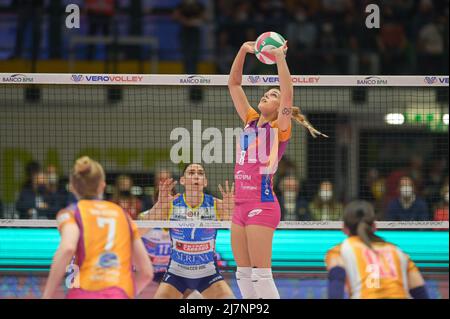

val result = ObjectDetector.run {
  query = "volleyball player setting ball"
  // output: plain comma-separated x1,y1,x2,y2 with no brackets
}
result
326,200,429,299
42,157,154,299
228,32,327,299
140,163,235,299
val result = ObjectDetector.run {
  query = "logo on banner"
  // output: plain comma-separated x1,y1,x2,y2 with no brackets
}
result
357,76,387,85
246,75,320,84
71,74,83,82
2,74,34,83
179,75,211,84
248,75,261,84
424,76,448,85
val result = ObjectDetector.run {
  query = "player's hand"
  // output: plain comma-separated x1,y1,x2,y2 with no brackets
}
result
158,178,179,204
218,180,234,204
241,41,256,54
266,41,288,57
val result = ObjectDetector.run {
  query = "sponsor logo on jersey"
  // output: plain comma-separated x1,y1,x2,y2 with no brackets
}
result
248,209,263,218
98,252,119,268
176,242,211,253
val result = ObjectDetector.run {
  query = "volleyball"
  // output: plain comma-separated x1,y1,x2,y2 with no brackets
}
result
254,31,286,65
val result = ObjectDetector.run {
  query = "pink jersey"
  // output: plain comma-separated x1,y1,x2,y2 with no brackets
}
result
234,108,291,203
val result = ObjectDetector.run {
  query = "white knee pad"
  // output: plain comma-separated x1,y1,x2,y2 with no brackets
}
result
251,268,280,299
236,267,257,299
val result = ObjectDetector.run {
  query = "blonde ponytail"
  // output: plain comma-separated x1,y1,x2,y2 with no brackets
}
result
292,107,329,138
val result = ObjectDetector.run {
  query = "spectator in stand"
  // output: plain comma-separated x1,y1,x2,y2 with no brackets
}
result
423,159,447,211
111,174,149,220
377,5,413,74
309,181,344,221
286,4,319,74
173,0,206,74
10,0,44,60
386,156,425,206
85,0,115,60
15,171,59,219
433,180,449,222
361,168,386,219
385,176,429,221
417,14,446,74
45,164,78,209
215,1,255,74
278,175,310,221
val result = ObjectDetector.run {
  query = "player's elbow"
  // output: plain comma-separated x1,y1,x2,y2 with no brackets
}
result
141,267,154,284
59,244,76,257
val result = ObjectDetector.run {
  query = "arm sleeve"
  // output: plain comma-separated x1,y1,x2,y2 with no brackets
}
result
56,209,77,233
245,108,259,125
128,218,141,241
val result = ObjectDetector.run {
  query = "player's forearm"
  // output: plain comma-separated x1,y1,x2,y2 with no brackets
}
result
228,47,247,86
143,201,169,220
42,248,74,298
275,54,293,105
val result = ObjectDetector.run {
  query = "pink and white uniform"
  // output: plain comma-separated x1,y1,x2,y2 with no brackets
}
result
232,108,291,229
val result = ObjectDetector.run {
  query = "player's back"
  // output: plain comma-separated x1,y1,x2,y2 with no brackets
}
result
57,199,136,298
326,236,418,299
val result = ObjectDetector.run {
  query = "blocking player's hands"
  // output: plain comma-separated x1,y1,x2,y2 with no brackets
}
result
217,180,235,221
158,178,179,205
141,178,180,220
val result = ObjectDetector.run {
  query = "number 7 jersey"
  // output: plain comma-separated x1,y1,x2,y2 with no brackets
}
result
325,236,420,299
56,200,141,298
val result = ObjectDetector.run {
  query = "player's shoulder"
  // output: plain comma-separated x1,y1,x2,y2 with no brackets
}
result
173,194,184,206
56,204,78,228
325,243,343,269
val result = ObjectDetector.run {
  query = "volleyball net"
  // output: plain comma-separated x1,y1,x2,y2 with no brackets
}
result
0,73,448,225
0,73,448,298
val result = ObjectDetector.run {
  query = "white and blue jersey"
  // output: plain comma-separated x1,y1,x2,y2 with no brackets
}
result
167,193,220,279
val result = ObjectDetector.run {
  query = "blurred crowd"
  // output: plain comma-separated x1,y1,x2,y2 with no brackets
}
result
272,155,448,222
0,155,447,222
215,0,449,74
1,0,448,75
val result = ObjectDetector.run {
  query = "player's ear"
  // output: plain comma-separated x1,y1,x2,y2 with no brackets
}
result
180,176,186,186
98,180,106,194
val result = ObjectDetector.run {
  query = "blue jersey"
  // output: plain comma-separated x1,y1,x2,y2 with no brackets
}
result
167,193,219,279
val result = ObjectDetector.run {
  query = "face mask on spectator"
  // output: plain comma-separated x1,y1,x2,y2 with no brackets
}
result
48,173,58,185
120,190,131,197
319,190,332,202
283,191,297,202
400,185,414,198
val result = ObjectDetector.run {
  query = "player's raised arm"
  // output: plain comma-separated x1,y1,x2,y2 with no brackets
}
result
139,178,179,220
269,42,293,132
228,42,256,123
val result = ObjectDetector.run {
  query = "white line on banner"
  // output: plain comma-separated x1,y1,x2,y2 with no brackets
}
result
0,219,448,229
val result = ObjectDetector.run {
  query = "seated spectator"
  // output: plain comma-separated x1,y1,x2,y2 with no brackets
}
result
45,164,73,210
278,175,310,221
110,174,146,220
15,171,59,219
433,181,449,221
309,181,344,221
385,176,429,221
